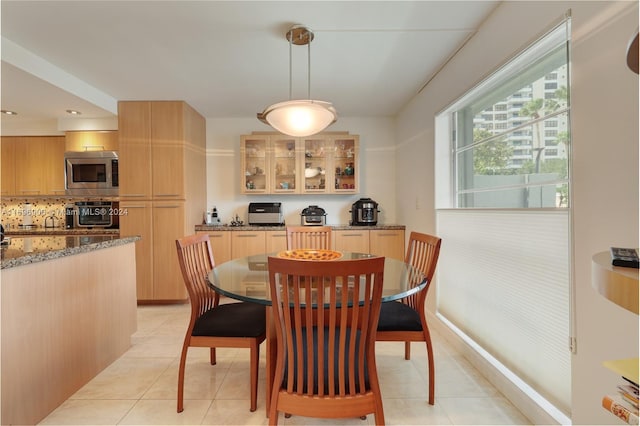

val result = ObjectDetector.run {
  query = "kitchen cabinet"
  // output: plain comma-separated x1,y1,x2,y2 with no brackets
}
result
197,230,232,265
118,100,206,302
334,229,370,254
1,137,16,196
65,130,118,152
369,229,405,260
119,201,153,300
240,132,359,195
334,228,405,261
231,231,266,259
266,230,287,253
4,136,65,196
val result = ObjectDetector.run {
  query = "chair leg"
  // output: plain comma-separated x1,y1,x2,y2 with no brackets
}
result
424,330,435,405
250,340,259,412
177,341,190,413
404,341,411,360
210,347,216,365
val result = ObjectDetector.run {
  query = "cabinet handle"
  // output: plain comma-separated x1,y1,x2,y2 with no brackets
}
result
122,205,146,209
377,233,398,237
209,234,223,238
154,205,180,208
342,233,364,237
19,190,40,194
236,234,258,237
120,194,147,197
154,193,180,197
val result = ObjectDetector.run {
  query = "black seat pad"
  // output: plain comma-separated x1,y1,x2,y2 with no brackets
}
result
193,302,266,337
377,301,422,332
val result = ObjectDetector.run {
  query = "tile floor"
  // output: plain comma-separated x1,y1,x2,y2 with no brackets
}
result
39,303,532,425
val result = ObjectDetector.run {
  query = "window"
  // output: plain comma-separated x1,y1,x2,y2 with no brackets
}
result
434,19,572,421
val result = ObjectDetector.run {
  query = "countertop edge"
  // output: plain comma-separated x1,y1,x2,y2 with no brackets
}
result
1,236,140,270
195,224,406,231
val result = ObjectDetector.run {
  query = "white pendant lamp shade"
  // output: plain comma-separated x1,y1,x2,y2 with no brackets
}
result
258,25,337,137
258,100,337,137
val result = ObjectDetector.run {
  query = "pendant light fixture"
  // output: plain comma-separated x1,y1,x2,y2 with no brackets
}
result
257,25,337,137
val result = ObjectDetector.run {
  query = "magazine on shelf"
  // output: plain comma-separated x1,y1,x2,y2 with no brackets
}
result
610,247,640,268
603,395,640,425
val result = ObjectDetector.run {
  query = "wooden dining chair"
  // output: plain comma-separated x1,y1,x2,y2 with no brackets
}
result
285,225,333,250
375,231,442,405
175,233,266,413
267,256,386,425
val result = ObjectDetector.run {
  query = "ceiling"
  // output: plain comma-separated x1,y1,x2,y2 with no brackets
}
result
1,1,499,132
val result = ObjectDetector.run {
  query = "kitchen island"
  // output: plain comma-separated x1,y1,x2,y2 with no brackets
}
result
1,235,139,425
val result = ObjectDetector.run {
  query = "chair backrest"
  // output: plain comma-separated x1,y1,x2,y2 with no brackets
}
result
402,231,442,310
176,233,219,319
267,256,385,397
286,226,333,250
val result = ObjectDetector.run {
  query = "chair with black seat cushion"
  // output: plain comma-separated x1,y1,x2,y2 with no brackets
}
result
176,233,266,413
286,225,333,250
376,231,441,405
267,255,386,425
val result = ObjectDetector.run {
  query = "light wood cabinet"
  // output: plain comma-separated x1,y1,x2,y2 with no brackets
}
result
334,228,405,261
197,230,232,265
266,230,287,253
369,229,405,261
1,137,16,196
118,100,206,302
119,201,153,300
3,136,65,196
43,137,66,195
152,202,187,300
231,231,266,259
334,229,370,254
65,130,118,152
240,132,359,195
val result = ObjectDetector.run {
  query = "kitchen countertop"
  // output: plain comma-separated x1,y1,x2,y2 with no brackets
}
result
4,227,120,236
1,235,139,269
195,224,406,231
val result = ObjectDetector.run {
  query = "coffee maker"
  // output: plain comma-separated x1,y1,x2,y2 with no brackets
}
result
350,198,379,226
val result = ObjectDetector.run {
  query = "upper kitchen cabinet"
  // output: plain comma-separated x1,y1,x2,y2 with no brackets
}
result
1,136,65,197
65,130,118,152
240,132,359,195
118,101,206,201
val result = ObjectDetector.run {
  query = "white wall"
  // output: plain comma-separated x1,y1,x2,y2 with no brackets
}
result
395,1,639,424
204,117,398,226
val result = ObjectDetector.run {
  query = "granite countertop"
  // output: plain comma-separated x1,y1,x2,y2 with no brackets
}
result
194,224,406,231
4,227,120,236
1,235,140,269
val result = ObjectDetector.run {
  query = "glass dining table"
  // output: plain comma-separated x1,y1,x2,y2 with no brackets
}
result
206,251,427,414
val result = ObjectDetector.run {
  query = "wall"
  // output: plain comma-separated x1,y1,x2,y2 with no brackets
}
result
204,117,398,226
395,1,639,424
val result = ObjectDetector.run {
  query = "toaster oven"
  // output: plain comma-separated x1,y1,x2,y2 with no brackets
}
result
248,202,284,226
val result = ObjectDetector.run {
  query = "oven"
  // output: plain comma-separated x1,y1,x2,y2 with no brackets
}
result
65,201,120,229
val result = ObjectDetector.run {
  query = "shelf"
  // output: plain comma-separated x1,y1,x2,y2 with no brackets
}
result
592,251,639,315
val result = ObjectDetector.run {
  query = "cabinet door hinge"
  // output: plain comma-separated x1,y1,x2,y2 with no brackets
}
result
569,336,577,354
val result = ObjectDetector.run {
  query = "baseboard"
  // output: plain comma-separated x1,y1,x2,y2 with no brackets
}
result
429,311,571,425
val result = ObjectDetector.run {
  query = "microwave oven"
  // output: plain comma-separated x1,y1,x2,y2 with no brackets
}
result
65,201,120,229
65,151,119,196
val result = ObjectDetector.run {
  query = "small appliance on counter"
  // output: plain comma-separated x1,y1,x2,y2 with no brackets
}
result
204,207,222,226
350,198,379,226
300,205,327,226
248,202,284,226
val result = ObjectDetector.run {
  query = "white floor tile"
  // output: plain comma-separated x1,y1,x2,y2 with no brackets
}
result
37,304,531,426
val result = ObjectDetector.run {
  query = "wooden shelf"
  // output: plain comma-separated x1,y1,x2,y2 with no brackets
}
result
592,251,639,315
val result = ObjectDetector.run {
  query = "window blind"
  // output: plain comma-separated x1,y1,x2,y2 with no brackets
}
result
436,209,571,415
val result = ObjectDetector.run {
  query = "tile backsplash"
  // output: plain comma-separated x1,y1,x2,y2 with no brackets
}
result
1,197,117,230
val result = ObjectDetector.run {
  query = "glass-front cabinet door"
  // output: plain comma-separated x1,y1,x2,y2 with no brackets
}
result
301,137,329,194
240,135,268,194
240,133,358,195
332,135,359,193
271,136,298,193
